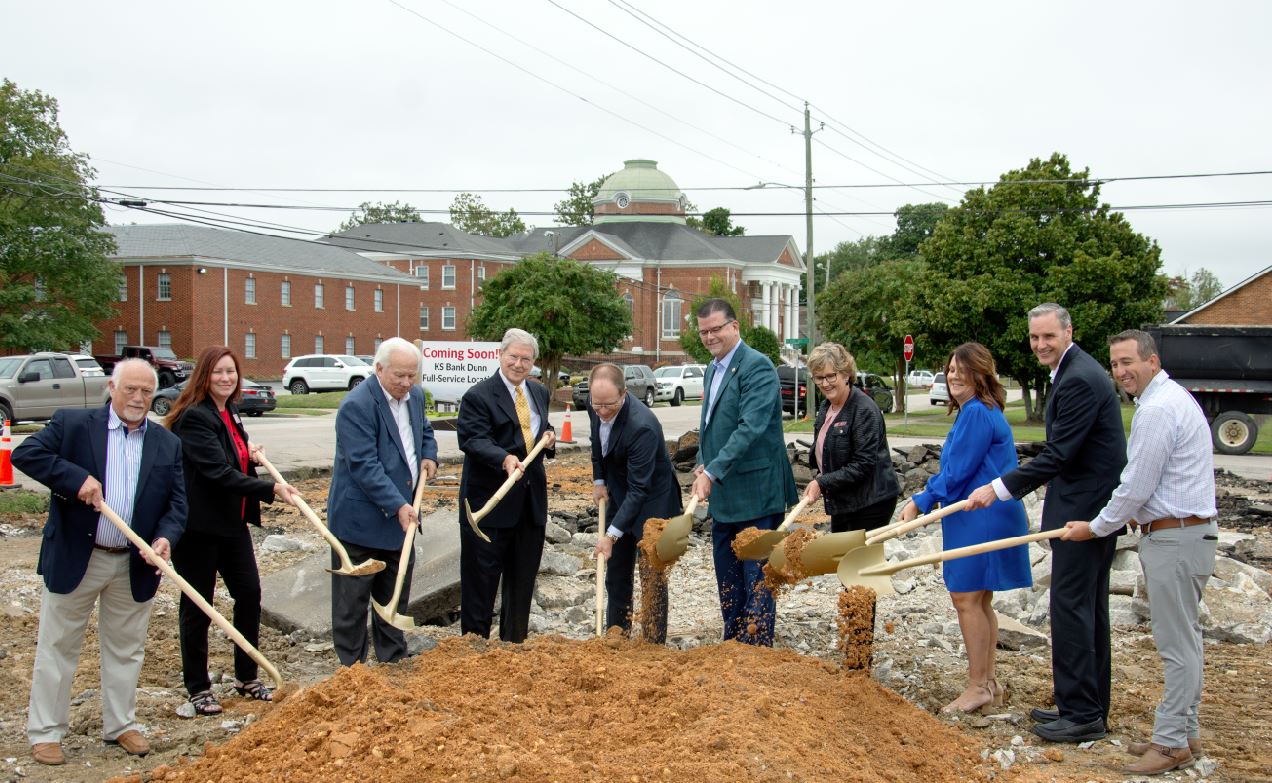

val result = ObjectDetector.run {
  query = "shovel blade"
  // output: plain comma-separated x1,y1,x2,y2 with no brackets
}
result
464,499,492,543
654,511,693,564
325,558,386,577
836,543,896,595
771,530,866,576
735,529,790,561
372,599,417,630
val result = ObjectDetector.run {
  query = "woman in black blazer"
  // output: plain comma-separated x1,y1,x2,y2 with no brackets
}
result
804,343,901,531
164,346,298,715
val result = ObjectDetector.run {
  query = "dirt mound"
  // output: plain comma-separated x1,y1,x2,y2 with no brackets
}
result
120,636,991,783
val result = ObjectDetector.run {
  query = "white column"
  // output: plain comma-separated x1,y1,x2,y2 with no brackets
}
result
760,282,772,334
783,284,794,340
768,282,779,333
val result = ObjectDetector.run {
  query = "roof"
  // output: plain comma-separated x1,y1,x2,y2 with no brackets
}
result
107,224,417,283
1169,264,1272,324
562,222,801,266
321,222,521,260
595,159,683,204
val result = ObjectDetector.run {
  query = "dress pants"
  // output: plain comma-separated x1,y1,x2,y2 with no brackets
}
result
459,492,546,643
28,549,153,744
830,495,898,533
330,538,414,665
711,512,781,647
1049,532,1118,724
171,527,262,693
604,532,668,644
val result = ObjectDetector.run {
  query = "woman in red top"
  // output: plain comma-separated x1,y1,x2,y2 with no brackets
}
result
165,346,299,715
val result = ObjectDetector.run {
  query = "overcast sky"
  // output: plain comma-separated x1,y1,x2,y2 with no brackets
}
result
7,0,1270,287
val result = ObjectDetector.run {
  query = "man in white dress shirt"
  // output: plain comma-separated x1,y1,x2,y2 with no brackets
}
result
1062,329,1217,776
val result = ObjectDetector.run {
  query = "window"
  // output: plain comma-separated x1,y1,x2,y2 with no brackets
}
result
314,335,324,354
345,285,355,311
157,330,172,350
442,265,456,289
245,333,256,359
24,359,53,380
281,280,291,306
118,277,128,302
345,336,355,354
374,337,383,351
686,366,703,378
661,291,682,339
157,272,171,301
374,289,384,312
476,266,486,284
51,358,75,379
245,277,256,305
442,306,456,331
419,306,429,330
415,265,429,288
114,330,128,353
281,334,291,359
314,283,325,309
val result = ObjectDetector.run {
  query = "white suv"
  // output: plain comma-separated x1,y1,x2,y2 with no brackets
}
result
282,354,372,395
654,364,705,406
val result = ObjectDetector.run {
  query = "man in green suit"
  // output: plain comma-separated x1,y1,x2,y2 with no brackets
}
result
691,299,798,646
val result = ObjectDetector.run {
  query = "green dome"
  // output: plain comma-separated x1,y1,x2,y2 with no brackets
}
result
594,160,686,225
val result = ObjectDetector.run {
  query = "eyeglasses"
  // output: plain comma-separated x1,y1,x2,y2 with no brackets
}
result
812,374,841,386
504,354,534,366
591,399,623,410
697,320,736,339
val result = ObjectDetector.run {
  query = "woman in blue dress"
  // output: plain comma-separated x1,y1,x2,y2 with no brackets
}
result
898,342,1032,714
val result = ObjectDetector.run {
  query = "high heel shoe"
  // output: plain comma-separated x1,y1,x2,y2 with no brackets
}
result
940,681,994,715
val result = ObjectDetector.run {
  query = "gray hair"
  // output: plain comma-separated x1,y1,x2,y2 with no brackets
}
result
1107,329,1158,360
807,342,857,385
501,328,539,359
110,358,158,388
374,337,421,369
1028,302,1072,329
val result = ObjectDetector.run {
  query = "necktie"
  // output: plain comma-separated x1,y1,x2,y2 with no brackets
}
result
514,385,534,454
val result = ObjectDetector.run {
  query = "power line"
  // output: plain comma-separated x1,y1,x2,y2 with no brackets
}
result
813,137,954,204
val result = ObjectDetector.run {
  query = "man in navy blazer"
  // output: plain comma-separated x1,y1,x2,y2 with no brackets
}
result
12,359,186,765
968,304,1127,743
457,328,555,642
328,338,438,666
588,363,682,642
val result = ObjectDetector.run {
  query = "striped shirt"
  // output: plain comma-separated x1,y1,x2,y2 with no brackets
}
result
95,406,148,547
381,386,418,486
1089,370,1217,537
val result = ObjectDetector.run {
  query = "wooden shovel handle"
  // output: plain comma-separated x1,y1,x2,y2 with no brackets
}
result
98,501,284,690
777,496,814,533
595,498,607,638
255,452,355,569
865,500,969,545
860,528,1064,576
471,432,553,524
684,494,700,516
382,463,431,616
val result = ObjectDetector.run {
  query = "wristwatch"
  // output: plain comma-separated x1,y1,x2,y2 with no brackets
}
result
604,533,619,542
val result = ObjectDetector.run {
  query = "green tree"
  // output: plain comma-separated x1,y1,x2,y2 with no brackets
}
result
881,202,948,258
678,277,749,364
0,80,120,353
745,324,781,365
336,200,423,232
468,253,629,388
449,192,527,237
1164,267,1224,311
553,175,606,226
813,236,886,285
909,153,1165,421
697,207,746,236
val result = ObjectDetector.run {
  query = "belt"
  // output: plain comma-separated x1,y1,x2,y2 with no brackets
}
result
93,543,130,555
1135,516,1213,534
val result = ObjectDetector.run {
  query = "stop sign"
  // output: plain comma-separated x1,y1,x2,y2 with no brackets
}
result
903,335,914,362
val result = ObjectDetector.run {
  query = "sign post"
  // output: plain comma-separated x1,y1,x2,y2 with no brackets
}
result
902,335,915,426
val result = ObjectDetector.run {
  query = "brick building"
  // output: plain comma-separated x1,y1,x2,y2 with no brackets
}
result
1170,264,1272,325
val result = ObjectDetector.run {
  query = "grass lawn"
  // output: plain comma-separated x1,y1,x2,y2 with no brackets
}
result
276,391,346,409
0,490,48,515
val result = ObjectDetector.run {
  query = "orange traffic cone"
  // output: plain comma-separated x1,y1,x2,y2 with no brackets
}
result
0,419,15,489
558,403,576,444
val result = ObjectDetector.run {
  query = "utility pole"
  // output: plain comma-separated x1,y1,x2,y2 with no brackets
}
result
796,102,823,417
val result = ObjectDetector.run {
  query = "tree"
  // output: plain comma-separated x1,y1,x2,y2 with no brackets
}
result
0,80,120,353
813,236,886,286
1164,267,1224,311
468,253,629,388
745,324,781,365
553,175,606,226
677,277,779,366
449,193,527,237
908,153,1165,421
336,200,424,232
881,202,948,258
697,207,746,236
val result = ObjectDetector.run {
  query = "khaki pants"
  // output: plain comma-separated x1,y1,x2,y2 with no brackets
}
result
27,549,153,744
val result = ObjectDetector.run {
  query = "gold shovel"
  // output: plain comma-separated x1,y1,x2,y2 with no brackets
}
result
594,498,607,638
371,463,432,630
257,453,385,577
464,432,553,543
653,494,701,564
843,528,1064,587
734,495,815,561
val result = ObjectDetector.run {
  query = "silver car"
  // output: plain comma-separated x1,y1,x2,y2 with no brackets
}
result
929,372,949,406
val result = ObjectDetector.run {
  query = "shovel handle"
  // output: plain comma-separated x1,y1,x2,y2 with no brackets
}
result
684,494,700,516
469,432,553,524
865,500,969,546
595,498,607,638
380,463,431,619
256,452,358,572
859,528,1064,576
98,501,284,690
777,496,814,533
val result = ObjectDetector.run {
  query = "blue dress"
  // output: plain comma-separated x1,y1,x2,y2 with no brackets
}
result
911,398,1032,593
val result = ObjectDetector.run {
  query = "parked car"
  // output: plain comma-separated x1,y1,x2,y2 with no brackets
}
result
150,379,276,417
929,372,949,406
572,364,656,409
905,370,935,388
530,366,571,386
856,373,895,413
93,345,193,389
68,354,106,377
654,364,706,406
778,365,810,416
281,354,373,395
0,352,112,424
356,354,375,367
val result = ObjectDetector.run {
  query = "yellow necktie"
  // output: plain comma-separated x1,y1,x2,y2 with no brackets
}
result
514,385,534,454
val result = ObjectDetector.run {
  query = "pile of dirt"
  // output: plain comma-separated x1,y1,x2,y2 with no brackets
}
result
116,636,992,783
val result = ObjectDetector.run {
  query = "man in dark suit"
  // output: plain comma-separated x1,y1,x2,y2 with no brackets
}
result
12,359,187,766
692,299,798,647
588,363,682,642
967,303,1127,742
457,328,556,642
328,338,438,666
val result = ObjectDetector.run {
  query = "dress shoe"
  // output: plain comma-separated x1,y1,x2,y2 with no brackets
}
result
107,729,150,756
1124,744,1193,775
1031,717,1107,743
31,742,65,766
1030,707,1059,723
1128,738,1203,756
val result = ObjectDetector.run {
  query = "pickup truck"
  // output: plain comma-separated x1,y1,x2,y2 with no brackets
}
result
95,345,193,388
0,352,112,424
